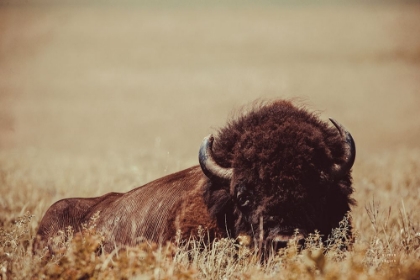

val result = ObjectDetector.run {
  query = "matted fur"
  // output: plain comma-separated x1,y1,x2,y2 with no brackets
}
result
207,100,355,247
35,99,355,254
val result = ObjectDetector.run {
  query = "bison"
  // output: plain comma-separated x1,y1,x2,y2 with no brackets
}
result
34,100,356,254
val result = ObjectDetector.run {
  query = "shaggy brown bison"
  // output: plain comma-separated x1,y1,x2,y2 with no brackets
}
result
35,100,356,254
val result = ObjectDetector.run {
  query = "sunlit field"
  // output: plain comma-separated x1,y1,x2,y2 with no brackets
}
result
1,1,420,279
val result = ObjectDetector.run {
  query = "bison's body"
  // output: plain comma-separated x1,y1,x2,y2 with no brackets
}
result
35,100,356,253
36,167,217,252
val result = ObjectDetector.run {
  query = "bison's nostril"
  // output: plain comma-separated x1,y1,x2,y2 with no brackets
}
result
273,240,289,249
297,237,305,247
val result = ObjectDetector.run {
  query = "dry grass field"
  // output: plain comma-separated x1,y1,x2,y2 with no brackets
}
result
1,1,420,279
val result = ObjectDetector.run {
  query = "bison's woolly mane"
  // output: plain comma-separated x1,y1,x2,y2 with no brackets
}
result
208,100,355,235
212,100,347,182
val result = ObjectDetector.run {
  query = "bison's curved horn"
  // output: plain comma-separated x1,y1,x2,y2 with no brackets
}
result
329,118,356,179
199,135,233,180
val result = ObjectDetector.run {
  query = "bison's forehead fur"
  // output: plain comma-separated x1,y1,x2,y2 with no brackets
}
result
211,100,354,217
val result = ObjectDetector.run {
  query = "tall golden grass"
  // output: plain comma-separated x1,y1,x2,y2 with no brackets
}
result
1,146,419,279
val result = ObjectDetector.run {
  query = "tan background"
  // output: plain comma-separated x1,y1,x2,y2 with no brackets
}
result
0,1,419,205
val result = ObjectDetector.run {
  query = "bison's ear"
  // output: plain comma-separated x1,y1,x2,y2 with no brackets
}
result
329,118,356,179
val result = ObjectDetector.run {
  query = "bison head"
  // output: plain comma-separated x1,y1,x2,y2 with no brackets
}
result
199,100,355,252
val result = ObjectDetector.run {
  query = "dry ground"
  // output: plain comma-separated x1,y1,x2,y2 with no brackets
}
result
0,1,420,279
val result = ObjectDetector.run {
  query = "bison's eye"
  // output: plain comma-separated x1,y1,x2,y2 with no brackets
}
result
236,184,252,208
267,216,276,222
237,195,250,207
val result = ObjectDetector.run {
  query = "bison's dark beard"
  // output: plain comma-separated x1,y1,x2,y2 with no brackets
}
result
252,217,307,258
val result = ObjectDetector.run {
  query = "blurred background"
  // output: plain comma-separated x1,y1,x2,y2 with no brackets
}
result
0,0,419,198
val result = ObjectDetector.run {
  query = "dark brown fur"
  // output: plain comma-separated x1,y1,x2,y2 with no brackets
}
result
208,100,355,248
35,100,355,253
